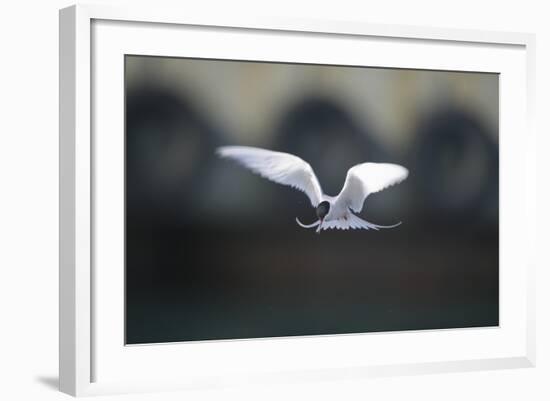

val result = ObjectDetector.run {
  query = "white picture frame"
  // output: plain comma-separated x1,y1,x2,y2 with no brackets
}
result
59,3,536,397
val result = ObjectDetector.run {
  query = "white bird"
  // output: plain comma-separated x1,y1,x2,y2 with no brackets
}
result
217,146,408,233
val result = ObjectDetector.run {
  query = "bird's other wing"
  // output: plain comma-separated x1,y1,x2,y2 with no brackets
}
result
216,146,323,207
334,163,408,213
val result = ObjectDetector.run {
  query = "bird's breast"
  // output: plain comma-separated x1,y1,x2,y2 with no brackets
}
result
326,204,349,221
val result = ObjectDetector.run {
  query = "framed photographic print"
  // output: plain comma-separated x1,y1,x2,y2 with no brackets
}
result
59,4,536,396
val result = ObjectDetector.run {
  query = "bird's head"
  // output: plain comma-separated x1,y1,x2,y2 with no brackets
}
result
316,201,330,222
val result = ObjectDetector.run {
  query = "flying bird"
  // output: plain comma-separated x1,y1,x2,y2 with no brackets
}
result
217,146,408,233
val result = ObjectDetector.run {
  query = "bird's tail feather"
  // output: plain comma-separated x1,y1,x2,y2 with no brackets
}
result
296,215,402,231
346,213,402,230
317,213,402,231
295,217,320,229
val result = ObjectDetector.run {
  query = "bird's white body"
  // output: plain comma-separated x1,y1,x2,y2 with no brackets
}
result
317,195,350,223
217,146,408,232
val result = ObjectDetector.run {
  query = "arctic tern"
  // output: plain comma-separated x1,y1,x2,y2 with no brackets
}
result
217,146,408,233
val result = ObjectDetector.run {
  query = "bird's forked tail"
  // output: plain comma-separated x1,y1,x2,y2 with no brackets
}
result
295,214,401,232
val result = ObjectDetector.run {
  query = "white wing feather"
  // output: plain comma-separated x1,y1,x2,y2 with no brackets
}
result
217,146,323,207
335,163,408,213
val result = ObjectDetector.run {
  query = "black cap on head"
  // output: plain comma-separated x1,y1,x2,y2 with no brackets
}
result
316,201,330,220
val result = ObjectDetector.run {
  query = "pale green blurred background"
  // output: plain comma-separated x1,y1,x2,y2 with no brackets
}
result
126,56,498,150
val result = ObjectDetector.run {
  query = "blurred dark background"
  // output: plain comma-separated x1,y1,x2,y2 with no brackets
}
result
125,55,499,344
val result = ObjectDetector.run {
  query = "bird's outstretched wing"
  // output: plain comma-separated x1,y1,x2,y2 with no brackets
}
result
217,146,323,207
334,163,408,213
